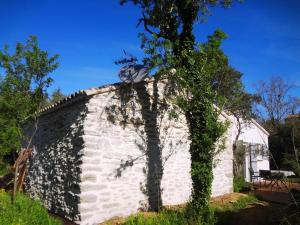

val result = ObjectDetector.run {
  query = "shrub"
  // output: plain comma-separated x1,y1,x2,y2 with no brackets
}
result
233,176,251,193
0,190,61,225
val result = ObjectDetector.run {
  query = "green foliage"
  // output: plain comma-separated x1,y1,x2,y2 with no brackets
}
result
49,88,65,103
211,61,257,121
0,190,61,225
123,208,209,225
42,88,66,107
281,117,300,175
233,176,251,193
174,30,229,219
0,162,10,176
283,152,300,175
0,36,58,161
230,195,257,211
269,116,300,172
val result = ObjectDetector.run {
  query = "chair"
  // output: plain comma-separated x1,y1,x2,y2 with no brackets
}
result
259,170,272,187
249,167,260,183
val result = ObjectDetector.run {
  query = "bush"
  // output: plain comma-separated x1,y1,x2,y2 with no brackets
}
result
0,190,61,225
233,176,251,193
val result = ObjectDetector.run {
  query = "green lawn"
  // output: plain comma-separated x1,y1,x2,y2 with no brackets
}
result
0,190,61,225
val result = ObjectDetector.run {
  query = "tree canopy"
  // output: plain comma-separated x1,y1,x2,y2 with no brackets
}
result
0,36,59,162
42,88,66,108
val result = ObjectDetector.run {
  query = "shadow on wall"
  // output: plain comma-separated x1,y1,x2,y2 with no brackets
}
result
105,77,179,211
25,100,88,222
135,79,162,211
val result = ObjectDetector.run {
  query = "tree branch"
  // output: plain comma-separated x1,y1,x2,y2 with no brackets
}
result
137,13,161,38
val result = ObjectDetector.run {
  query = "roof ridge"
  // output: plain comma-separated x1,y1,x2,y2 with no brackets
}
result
39,77,155,115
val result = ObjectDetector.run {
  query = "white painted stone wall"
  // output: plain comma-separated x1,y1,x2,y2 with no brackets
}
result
79,81,233,224
26,80,234,225
79,81,191,224
211,126,234,197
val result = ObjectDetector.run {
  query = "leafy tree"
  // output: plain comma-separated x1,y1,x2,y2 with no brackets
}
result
42,88,66,107
269,115,300,172
120,0,237,221
0,36,58,165
50,88,65,103
183,31,256,178
221,83,255,177
215,67,259,177
282,123,300,177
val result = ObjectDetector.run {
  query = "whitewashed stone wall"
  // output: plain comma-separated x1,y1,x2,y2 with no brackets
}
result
79,81,233,224
26,80,233,225
25,100,88,222
79,81,192,224
212,128,234,197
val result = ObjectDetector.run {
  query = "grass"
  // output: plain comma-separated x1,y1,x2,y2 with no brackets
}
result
122,209,206,225
0,189,62,225
212,194,258,213
121,194,258,225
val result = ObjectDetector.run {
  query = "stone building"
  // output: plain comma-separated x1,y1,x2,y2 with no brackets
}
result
25,78,268,224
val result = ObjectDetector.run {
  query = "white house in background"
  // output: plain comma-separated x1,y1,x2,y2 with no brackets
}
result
229,115,270,182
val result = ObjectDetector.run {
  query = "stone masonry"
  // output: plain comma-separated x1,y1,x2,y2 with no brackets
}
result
26,79,233,225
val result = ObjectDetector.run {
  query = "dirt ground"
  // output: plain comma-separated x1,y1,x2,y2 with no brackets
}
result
215,182,300,225
211,192,249,205
216,201,285,225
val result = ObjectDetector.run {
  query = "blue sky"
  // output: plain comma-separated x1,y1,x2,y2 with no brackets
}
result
0,0,299,96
